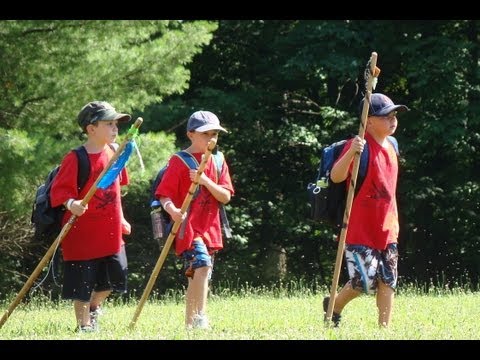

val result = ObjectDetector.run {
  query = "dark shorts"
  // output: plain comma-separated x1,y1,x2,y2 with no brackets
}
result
181,239,214,280
62,245,128,302
345,243,398,294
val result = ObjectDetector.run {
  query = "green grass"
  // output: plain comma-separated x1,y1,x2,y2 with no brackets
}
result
0,286,479,340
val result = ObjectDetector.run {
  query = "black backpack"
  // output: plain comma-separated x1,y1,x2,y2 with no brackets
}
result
149,150,232,245
31,146,90,242
307,136,399,229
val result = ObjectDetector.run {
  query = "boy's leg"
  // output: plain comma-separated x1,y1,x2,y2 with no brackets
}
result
185,266,210,327
90,290,111,311
332,281,361,314
325,245,379,325
90,247,128,327
182,239,213,328
63,259,97,328
92,246,128,309
88,290,111,330
74,300,92,327
324,281,360,327
376,280,394,327
377,243,398,327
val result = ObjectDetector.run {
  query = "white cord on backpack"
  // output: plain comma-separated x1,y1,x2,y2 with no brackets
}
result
31,241,62,293
133,139,145,172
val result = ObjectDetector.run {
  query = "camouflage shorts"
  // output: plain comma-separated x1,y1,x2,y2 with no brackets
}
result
345,243,398,294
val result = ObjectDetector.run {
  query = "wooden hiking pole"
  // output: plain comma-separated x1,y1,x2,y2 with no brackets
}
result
0,118,143,330
129,138,217,329
325,53,381,325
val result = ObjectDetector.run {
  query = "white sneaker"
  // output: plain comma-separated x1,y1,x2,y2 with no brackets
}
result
78,324,97,333
192,314,210,329
89,307,103,331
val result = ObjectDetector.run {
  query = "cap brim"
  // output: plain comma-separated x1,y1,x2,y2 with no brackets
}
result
95,109,131,123
193,124,228,133
373,104,409,116
113,113,131,122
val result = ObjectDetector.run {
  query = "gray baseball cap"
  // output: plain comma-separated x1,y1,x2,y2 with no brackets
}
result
187,111,227,133
77,101,131,131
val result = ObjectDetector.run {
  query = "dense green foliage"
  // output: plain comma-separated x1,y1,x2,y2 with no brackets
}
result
1,20,479,300
0,20,217,295
148,20,480,288
0,20,217,214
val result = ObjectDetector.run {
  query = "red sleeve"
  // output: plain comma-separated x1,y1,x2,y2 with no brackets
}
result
155,155,189,206
50,151,79,207
120,167,129,186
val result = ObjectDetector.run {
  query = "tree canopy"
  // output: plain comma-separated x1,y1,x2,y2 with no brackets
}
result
0,20,217,214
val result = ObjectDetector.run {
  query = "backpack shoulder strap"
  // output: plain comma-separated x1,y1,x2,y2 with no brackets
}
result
73,146,90,192
387,136,400,155
173,151,200,239
211,151,231,237
174,150,199,169
359,141,369,179
355,140,370,194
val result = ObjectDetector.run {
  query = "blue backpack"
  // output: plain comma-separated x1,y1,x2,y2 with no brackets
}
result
149,150,232,244
307,136,399,228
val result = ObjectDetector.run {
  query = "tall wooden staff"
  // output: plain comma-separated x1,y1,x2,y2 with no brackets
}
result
0,118,143,329
129,138,217,329
325,53,381,324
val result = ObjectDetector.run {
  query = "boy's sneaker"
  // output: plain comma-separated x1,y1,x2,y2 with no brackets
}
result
323,297,341,327
192,313,210,330
89,307,103,331
78,324,97,333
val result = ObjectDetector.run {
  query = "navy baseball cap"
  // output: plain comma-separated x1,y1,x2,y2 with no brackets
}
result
360,93,409,116
77,101,131,131
187,111,227,133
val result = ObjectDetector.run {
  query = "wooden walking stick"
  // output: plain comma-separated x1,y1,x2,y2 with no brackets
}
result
325,52,381,325
0,118,143,329
129,138,217,329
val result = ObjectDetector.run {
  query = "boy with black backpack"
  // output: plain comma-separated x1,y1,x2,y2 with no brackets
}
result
324,93,409,328
153,110,234,330
50,101,132,332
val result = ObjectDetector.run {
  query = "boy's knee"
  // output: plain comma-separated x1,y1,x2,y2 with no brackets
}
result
182,240,213,278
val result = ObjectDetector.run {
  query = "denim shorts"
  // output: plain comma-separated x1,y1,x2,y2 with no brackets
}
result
345,243,398,294
181,239,214,279
62,245,128,302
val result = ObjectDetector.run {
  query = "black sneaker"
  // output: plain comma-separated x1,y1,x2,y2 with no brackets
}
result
323,296,341,327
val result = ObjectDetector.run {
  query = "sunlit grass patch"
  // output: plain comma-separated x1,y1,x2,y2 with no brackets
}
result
1,283,479,340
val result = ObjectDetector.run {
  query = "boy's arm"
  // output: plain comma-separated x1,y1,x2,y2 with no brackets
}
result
330,136,366,183
191,171,231,204
160,197,186,223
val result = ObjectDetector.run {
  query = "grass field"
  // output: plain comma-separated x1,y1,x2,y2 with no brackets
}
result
1,284,478,340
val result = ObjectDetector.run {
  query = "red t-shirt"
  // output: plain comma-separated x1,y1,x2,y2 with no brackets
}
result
155,152,234,256
50,146,129,261
337,133,399,250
